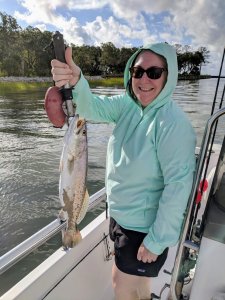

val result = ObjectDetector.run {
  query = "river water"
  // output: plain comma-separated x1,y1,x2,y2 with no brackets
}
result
0,78,225,294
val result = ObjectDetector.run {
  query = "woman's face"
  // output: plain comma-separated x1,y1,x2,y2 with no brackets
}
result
131,51,167,107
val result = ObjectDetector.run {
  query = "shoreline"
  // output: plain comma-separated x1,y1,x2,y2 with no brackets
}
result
0,75,214,83
0,76,52,83
0,76,124,90
0,76,103,83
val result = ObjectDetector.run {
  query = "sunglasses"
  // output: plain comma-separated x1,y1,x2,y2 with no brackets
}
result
130,66,167,80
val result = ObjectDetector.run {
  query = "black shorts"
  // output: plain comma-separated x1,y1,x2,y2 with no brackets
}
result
109,217,168,277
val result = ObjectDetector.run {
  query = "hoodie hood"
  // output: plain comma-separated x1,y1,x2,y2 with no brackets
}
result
124,42,178,110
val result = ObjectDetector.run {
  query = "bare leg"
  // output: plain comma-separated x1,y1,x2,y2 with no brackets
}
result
112,263,151,300
137,276,151,300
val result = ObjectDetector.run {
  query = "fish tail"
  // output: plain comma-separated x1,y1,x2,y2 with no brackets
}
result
62,226,82,248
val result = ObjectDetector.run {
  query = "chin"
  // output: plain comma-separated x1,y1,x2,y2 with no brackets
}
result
139,98,154,107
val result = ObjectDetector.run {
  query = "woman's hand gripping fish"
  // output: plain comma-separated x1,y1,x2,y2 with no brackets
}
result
59,115,89,248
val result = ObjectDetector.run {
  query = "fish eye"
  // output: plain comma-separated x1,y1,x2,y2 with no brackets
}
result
82,130,86,135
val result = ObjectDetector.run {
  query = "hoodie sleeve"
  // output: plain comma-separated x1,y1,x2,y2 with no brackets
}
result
143,117,196,255
72,73,127,123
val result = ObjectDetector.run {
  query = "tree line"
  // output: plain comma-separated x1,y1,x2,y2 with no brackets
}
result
0,11,210,77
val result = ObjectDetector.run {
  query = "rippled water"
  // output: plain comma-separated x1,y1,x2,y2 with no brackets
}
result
0,78,225,294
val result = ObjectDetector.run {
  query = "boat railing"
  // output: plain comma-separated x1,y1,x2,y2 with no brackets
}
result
170,107,225,300
0,187,106,276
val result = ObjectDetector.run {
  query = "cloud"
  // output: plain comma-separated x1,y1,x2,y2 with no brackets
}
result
66,0,108,10
109,0,177,22
17,0,107,12
14,1,154,47
83,15,156,47
15,0,225,49
15,0,60,24
110,0,224,52
167,0,225,53
61,17,92,45
13,0,225,74
108,0,225,74
15,0,92,45
35,24,47,32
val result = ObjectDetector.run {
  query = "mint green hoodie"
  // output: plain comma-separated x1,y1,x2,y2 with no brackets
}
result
73,42,196,255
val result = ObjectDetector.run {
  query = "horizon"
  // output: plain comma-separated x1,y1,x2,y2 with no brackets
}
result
1,0,225,76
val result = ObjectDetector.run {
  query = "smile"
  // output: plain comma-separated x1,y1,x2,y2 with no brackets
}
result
139,87,154,92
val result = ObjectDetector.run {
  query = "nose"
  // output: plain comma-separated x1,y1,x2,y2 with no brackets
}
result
141,71,150,82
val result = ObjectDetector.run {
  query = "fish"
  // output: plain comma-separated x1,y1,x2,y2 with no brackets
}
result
58,115,89,248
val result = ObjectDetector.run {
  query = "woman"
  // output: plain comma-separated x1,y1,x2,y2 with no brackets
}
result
51,42,196,300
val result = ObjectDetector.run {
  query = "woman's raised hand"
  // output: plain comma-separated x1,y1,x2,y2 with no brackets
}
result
51,47,81,88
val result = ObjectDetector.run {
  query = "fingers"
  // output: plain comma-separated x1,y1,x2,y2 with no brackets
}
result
51,70,73,88
137,246,143,261
54,79,72,88
51,58,73,87
51,58,69,69
51,63,71,73
51,47,81,87
137,243,158,263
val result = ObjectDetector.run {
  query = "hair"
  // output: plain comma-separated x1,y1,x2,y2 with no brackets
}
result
126,49,168,103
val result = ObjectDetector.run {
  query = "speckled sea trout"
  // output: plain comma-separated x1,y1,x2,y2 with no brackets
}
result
59,115,89,248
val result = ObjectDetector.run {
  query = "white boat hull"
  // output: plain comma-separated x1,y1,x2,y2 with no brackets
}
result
1,212,114,300
1,142,224,300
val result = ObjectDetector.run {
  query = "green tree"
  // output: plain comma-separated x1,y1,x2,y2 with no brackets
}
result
0,12,22,75
32,29,52,76
100,42,120,75
0,11,211,77
21,26,52,76
116,47,138,74
72,44,101,75
174,44,183,55
197,47,210,74
188,51,204,75
177,45,210,75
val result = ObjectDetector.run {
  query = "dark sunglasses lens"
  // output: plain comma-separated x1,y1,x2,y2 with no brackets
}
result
147,68,163,79
130,67,165,79
131,67,144,78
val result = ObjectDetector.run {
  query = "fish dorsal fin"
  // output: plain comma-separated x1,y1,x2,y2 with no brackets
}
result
76,189,89,224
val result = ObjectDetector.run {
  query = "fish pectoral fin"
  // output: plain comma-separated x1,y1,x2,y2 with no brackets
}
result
67,153,74,162
59,208,67,221
76,189,90,224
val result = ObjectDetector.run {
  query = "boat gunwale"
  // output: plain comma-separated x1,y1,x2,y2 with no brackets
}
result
0,188,106,276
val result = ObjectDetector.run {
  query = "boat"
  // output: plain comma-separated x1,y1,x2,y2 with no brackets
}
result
1,48,225,300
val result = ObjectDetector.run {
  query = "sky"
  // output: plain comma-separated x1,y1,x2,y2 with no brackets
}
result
0,0,225,75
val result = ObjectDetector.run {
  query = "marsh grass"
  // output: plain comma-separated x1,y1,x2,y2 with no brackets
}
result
88,77,124,88
0,81,51,93
0,77,124,94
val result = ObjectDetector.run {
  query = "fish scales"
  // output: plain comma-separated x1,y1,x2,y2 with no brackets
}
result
59,115,89,248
